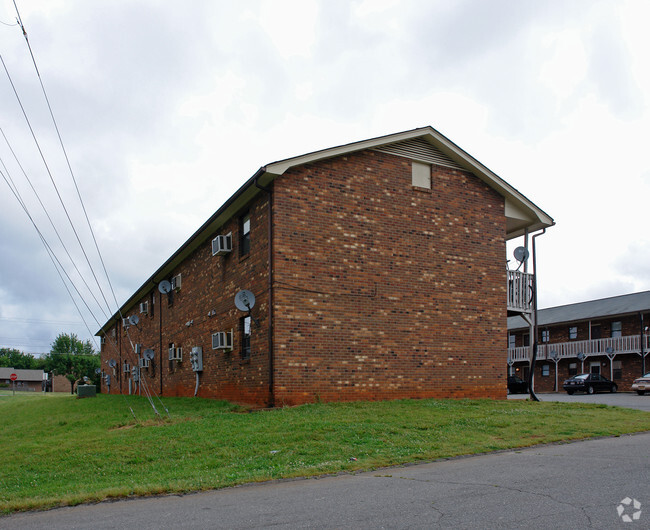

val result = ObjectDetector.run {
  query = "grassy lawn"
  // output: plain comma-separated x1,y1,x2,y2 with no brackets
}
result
1,391,649,514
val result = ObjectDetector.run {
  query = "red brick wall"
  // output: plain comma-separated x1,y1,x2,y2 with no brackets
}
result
101,194,272,404
52,374,72,393
271,149,507,405
101,149,511,406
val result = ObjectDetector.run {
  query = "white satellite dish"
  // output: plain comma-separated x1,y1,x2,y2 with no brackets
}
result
513,246,529,263
143,349,155,360
158,280,172,294
235,290,256,312
108,359,117,367
129,314,140,326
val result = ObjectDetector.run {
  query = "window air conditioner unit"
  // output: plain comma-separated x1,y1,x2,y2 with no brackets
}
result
212,233,233,256
212,331,233,350
139,357,150,368
139,301,148,314
171,274,182,290
168,347,182,361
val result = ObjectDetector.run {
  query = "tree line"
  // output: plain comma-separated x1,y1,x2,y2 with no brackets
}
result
1,333,100,394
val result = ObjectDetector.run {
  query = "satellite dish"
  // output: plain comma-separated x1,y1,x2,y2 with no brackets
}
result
95,368,101,374
108,359,117,367
129,314,140,326
550,350,558,360
605,347,614,354
235,290,256,312
143,349,155,360
513,246,529,263
577,352,586,361
158,280,172,294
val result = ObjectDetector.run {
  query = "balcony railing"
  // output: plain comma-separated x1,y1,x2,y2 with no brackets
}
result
507,270,534,314
508,334,650,363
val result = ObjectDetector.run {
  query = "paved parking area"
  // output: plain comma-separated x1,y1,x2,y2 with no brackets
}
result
509,391,650,411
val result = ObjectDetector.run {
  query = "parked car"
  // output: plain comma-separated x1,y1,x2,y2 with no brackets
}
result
507,375,528,394
563,373,617,395
631,372,650,395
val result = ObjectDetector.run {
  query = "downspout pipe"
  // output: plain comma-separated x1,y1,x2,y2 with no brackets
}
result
528,228,547,402
159,287,163,396
255,174,275,407
640,312,646,375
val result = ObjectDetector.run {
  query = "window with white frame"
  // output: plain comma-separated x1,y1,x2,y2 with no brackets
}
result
568,362,578,376
541,329,550,343
241,315,251,360
508,334,516,349
541,364,550,377
611,321,622,338
240,213,251,257
569,326,578,340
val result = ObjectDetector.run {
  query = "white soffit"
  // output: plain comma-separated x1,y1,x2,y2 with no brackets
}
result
263,126,554,236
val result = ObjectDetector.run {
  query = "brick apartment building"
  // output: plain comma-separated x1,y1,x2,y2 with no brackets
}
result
97,126,553,406
508,291,650,392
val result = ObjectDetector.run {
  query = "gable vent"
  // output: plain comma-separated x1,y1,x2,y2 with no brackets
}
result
373,138,465,171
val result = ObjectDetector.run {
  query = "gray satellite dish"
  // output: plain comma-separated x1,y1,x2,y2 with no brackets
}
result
577,352,586,361
95,368,101,374
143,349,155,360
549,350,558,360
108,359,117,367
158,280,172,294
605,347,614,354
235,290,256,312
129,314,140,326
513,246,529,263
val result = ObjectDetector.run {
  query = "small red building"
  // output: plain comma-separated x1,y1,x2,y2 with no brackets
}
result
98,127,553,406
0,368,44,392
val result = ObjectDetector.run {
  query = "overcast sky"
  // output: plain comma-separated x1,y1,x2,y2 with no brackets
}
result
1,0,649,355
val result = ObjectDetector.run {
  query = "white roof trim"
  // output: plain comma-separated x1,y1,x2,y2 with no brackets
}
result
263,126,553,238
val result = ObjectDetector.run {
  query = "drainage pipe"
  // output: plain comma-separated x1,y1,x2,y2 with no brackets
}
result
528,228,547,402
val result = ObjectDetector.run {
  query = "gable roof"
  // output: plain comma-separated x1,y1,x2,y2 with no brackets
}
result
508,290,650,330
97,126,553,336
262,127,553,238
0,368,44,382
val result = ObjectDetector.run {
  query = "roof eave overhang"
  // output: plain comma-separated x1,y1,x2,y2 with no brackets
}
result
97,126,553,335
96,168,273,336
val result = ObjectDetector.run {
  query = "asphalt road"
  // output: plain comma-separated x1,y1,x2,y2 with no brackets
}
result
509,391,650,412
5,429,649,529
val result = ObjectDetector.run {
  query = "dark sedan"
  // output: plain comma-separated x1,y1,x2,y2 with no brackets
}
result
507,375,528,394
563,373,617,395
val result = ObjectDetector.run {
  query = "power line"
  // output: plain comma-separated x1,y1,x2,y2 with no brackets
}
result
13,2,122,321
0,128,110,321
0,164,102,350
0,53,114,321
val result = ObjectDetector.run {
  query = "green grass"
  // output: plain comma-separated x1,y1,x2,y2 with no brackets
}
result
1,391,649,514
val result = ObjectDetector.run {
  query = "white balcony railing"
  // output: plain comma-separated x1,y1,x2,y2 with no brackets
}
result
507,270,534,314
508,334,650,363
